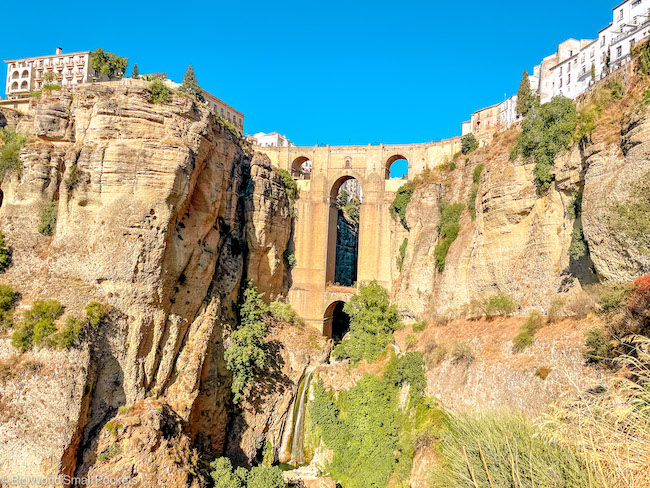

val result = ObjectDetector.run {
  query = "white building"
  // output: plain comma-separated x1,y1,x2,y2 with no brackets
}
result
541,0,650,103
252,132,293,147
4,47,103,99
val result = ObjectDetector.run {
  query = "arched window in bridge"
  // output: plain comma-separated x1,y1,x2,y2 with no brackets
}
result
291,156,312,180
385,155,408,179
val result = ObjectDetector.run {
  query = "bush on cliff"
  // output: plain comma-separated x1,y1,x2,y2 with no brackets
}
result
210,457,286,488
512,310,544,352
0,127,28,180
511,96,578,191
0,284,17,331
90,48,128,79
38,201,58,236
391,180,417,230
461,133,479,155
11,299,63,352
308,353,436,488
468,164,485,220
0,230,12,272
149,79,170,104
225,281,270,403
333,280,400,363
433,202,464,272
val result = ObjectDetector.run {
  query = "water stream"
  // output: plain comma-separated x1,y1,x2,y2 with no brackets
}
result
288,369,313,466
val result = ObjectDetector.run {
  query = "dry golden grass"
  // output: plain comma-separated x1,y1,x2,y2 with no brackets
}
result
541,337,650,488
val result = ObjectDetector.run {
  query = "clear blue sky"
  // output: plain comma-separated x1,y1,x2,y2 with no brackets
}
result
2,0,614,146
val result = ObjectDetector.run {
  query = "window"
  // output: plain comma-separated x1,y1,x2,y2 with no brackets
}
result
581,53,585,63
591,49,595,58
631,39,636,49
633,0,641,7
583,65,586,74
567,74,571,84
619,9,624,21
567,63,571,72
617,46,623,57
559,78,563,88
601,36,606,46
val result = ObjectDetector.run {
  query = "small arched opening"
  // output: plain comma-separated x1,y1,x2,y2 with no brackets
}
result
326,176,362,287
20,81,28,90
323,301,350,342
385,155,409,179
291,156,312,180
21,70,29,79
10,82,18,91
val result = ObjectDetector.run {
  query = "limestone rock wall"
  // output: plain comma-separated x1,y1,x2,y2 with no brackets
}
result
0,85,293,481
393,108,650,318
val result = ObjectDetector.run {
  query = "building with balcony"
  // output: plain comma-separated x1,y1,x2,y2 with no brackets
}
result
4,47,106,100
251,132,293,148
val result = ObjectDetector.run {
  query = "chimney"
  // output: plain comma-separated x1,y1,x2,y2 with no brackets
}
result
56,47,63,55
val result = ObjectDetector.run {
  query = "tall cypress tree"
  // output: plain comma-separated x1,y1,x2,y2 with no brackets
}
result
131,63,139,79
516,70,538,117
180,65,205,102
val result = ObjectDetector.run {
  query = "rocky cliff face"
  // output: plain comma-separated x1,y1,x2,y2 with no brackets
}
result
393,103,650,318
0,85,294,482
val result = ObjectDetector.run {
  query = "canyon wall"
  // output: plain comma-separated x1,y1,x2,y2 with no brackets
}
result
392,107,650,318
0,85,295,482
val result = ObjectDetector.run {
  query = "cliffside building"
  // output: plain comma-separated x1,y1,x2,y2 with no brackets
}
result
4,48,103,100
251,132,293,147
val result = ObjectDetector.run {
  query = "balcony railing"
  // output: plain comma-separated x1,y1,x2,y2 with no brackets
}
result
612,13,650,44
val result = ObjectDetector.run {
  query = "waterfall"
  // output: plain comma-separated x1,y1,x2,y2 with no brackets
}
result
289,369,313,466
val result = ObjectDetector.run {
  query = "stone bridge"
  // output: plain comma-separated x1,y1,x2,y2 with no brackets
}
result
257,139,461,334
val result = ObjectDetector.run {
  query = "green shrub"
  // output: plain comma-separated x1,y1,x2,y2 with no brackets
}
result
391,181,417,230
608,170,650,256
396,238,408,272
548,296,566,323
428,412,595,488
412,320,428,333
468,184,479,220
85,301,108,328
269,300,302,326
225,282,270,403
65,164,83,192
512,310,544,352
598,285,631,314
210,457,286,488
277,168,297,202
333,281,401,364
55,316,84,349
90,48,128,79
0,127,28,180
384,351,427,402
472,163,485,185
461,133,479,155
105,420,121,437
0,231,12,272
568,192,583,219
405,334,418,350
511,96,578,191
610,79,624,99
149,79,170,104
584,328,611,364
568,227,588,260
96,443,123,463
483,292,518,318
433,202,465,272
42,84,62,92
10,299,63,352
38,202,58,236
0,284,17,331
282,248,296,270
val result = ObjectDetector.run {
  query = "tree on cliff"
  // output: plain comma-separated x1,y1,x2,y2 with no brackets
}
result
225,281,270,403
179,65,205,102
131,63,139,79
90,48,128,79
334,281,401,363
516,70,539,117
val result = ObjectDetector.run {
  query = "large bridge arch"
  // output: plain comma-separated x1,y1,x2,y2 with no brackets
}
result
255,138,462,332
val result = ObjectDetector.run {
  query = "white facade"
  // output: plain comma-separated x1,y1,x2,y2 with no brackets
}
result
610,0,650,70
4,48,101,99
252,132,293,147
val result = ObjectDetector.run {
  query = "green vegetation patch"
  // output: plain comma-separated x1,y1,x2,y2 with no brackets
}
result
461,133,478,155
0,284,17,331
512,309,544,352
433,202,464,272
308,351,437,488
269,300,303,327
333,281,401,364
391,180,417,230
511,96,578,191
396,238,408,272
90,48,128,79
225,282,270,403
149,79,171,104
38,201,58,236
210,457,286,488
468,164,485,220
11,299,63,352
0,230,12,272
0,127,28,180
